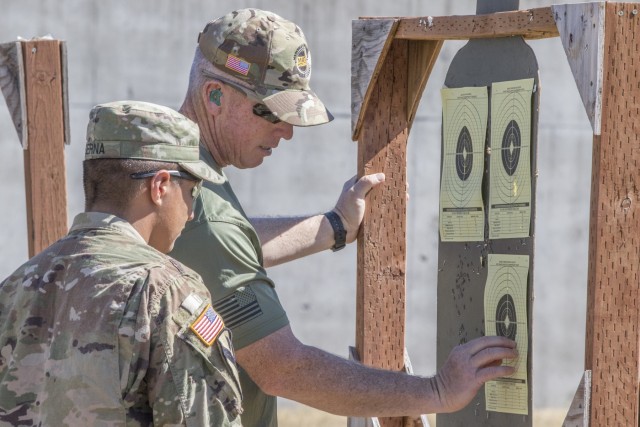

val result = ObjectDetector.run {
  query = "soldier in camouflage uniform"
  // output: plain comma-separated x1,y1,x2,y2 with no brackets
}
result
171,9,517,427
0,101,243,426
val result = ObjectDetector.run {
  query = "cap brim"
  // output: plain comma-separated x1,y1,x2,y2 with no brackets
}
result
179,161,225,184
263,89,333,127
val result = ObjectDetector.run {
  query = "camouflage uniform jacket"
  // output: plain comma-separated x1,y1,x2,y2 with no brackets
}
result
0,212,243,426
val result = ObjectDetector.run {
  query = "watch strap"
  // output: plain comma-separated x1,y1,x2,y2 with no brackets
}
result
325,211,346,252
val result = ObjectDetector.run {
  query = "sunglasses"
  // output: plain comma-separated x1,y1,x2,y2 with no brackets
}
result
202,70,282,124
251,103,281,124
130,170,203,198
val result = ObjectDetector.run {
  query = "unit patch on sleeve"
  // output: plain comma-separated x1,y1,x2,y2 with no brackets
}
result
190,304,224,346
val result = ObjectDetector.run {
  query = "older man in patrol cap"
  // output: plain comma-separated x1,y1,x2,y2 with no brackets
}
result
171,8,518,426
0,101,242,426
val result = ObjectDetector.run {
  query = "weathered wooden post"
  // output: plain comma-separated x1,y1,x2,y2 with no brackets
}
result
0,37,69,257
351,14,441,427
554,2,640,425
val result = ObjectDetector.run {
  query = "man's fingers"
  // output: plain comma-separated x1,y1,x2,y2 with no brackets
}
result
486,359,504,368
352,173,385,198
471,346,518,369
342,175,358,192
461,336,518,373
476,364,516,383
465,336,516,355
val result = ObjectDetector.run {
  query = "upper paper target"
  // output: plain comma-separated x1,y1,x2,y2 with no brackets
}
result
489,79,533,239
439,86,488,242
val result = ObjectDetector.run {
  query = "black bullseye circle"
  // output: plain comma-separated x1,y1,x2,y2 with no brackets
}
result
455,126,473,181
495,293,517,340
501,119,521,177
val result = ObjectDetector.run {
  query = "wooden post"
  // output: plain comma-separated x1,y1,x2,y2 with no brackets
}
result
352,16,441,427
582,3,640,424
20,39,68,257
356,38,409,427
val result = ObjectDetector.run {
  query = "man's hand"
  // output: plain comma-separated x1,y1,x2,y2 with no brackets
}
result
433,336,518,413
333,173,385,243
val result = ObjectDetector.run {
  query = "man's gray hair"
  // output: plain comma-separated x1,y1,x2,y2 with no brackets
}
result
187,47,217,98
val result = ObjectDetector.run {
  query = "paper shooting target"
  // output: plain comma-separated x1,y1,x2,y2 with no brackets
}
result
484,257,528,371
490,83,531,205
483,254,530,415
441,93,486,208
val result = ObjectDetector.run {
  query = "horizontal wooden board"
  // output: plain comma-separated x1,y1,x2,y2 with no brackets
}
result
390,7,558,40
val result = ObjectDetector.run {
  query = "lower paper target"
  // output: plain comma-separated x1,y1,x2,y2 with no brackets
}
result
484,254,529,415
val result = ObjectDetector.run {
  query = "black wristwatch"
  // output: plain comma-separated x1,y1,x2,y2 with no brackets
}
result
325,211,347,252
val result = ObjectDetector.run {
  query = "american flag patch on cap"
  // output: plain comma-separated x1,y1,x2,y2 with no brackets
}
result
225,54,250,76
190,304,224,347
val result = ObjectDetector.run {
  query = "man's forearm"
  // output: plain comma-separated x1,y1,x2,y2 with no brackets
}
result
250,174,385,268
237,326,516,417
265,344,440,417
236,326,441,417
250,214,334,268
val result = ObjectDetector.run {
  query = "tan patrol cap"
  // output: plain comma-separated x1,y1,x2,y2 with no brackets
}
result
85,101,224,184
198,8,333,127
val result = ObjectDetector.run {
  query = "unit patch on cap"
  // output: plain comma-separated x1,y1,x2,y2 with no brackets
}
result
225,54,251,76
190,304,224,346
293,45,311,78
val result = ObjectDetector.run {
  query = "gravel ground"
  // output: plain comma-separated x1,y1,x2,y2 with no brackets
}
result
278,405,567,427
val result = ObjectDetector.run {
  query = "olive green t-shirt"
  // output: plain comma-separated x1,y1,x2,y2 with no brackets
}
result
171,147,289,427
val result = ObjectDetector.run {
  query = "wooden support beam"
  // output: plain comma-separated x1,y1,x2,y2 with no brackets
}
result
351,19,398,140
552,3,605,135
351,30,442,141
352,20,441,427
356,38,409,427
21,39,68,257
392,7,559,41
406,40,443,129
0,42,27,147
352,6,560,141
562,371,591,427
584,2,640,425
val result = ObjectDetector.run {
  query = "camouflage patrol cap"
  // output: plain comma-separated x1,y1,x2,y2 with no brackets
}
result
198,8,333,127
85,101,224,183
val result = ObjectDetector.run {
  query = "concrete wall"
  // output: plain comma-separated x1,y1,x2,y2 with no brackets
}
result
0,0,597,413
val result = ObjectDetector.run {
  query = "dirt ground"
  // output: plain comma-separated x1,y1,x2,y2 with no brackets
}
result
278,406,567,426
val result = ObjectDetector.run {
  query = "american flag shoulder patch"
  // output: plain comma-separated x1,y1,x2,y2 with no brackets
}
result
213,287,263,329
190,304,224,347
225,54,250,76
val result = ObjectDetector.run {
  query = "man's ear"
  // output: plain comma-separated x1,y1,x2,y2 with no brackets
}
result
149,170,172,207
203,80,224,116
